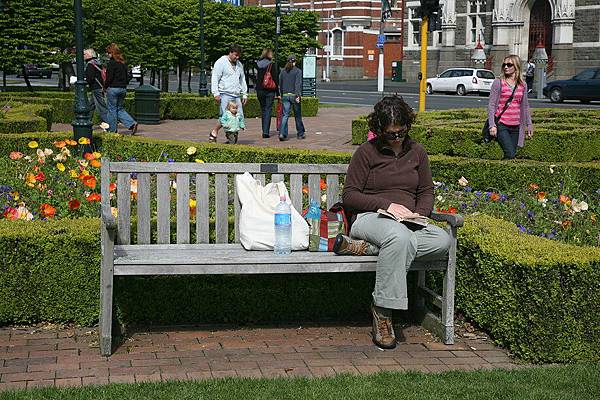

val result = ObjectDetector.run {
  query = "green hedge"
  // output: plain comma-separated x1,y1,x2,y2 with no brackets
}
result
2,214,598,363
351,109,600,162
0,102,53,133
0,92,319,123
457,215,600,363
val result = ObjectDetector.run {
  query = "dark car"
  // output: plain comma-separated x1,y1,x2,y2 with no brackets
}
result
16,64,53,79
543,68,600,103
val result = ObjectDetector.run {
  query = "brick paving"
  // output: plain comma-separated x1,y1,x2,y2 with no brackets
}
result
52,106,372,153
0,323,523,391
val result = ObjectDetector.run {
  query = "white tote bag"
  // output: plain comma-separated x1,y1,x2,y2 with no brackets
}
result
236,172,309,251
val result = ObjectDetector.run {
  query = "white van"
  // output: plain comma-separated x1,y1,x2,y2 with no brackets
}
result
426,68,496,96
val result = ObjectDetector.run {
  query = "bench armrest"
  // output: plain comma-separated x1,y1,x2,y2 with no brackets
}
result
101,209,117,231
430,212,464,228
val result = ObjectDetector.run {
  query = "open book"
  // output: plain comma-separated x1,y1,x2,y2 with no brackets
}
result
377,209,429,228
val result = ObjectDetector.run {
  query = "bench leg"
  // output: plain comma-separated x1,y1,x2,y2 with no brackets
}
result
100,224,115,356
441,226,457,344
414,271,427,319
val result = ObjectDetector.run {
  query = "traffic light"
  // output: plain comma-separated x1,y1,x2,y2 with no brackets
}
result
428,6,443,32
382,0,394,21
420,0,440,15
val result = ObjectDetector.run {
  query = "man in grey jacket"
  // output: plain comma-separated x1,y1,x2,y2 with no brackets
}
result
209,44,248,142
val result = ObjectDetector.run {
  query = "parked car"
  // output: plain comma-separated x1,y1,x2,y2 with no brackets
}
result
543,68,600,103
16,64,53,78
131,65,142,83
426,68,496,96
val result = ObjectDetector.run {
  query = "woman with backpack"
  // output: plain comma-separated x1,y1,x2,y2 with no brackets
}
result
105,43,138,134
255,48,279,138
84,48,108,128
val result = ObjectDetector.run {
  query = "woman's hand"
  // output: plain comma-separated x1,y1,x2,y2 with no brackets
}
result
526,127,533,139
490,126,498,137
387,203,420,219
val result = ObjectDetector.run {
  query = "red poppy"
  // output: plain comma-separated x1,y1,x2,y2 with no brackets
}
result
529,183,539,191
82,175,97,189
68,199,81,210
34,172,46,182
109,183,117,192
490,193,500,201
320,179,327,190
86,193,101,202
83,152,95,160
39,203,56,218
3,207,18,220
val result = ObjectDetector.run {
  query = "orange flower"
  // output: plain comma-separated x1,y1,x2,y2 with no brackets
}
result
320,179,327,190
39,203,56,218
561,219,572,229
83,152,95,160
529,183,539,191
90,159,101,168
490,193,500,201
537,192,546,200
3,207,18,220
109,182,117,192
302,185,309,194
34,172,46,182
559,194,570,204
86,193,101,202
9,151,23,160
68,199,81,210
82,175,97,189
65,139,77,146
53,140,66,148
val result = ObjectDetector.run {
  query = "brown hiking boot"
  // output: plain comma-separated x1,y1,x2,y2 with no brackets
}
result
333,234,377,256
371,304,397,349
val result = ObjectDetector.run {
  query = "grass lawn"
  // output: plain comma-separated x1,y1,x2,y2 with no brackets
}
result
3,364,600,400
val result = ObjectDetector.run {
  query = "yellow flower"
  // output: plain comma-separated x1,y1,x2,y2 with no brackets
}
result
195,159,205,163
10,191,19,201
25,173,36,187
189,199,197,208
186,146,197,155
78,137,91,145
28,141,39,149
56,163,66,172
93,151,102,159
69,169,79,178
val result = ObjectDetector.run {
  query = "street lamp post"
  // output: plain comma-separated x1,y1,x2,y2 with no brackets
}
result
275,0,281,69
72,0,92,151
198,0,208,96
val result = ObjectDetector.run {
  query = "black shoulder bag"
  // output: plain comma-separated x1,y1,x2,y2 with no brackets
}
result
483,82,517,142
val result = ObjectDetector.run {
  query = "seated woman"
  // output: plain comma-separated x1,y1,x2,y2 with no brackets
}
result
335,96,451,350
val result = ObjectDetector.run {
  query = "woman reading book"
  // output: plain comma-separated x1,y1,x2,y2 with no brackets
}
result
335,96,451,350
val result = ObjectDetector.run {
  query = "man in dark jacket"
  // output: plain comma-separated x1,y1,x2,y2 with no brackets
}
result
84,48,109,128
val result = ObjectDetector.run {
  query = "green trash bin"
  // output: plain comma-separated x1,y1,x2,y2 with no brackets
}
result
134,84,160,124
391,61,405,82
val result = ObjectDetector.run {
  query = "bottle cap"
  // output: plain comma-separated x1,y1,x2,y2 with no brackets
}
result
279,194,286,201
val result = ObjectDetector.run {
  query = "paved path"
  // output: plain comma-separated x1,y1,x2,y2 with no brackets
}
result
0,323,521,391
53,106,371,153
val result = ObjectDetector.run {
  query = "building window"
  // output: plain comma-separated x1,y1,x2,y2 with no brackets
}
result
467,0,486,45
332,29,343,56
408,7,420,46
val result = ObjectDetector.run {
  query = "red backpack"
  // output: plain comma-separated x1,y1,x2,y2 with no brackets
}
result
91,60,107,84
262,63,276,90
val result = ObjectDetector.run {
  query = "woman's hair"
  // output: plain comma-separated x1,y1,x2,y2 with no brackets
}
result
285,61,294,72
106,43,125,64
367,96,416,152
500,54,524,86
84,48,97,59
261,48,273,59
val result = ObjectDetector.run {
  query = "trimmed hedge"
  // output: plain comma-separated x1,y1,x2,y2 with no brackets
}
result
2,132,600,195
351,109,600,162
0,102,53,133
457,215,600,363
0,92,319,123
1,214,598,363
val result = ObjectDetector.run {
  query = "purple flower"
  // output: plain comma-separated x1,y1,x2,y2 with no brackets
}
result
130,173,138,179
161,152,169,158
516,223,526,233
527,211,535,219
485,192,492,198
0,185,12,193
464,186,473,192
500,194,508,201
127,156,137,162
168,158,175,163
475,191,482,197
460,202,467,209
520,202,526,209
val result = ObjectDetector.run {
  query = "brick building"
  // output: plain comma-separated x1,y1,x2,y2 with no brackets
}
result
246,0,599,81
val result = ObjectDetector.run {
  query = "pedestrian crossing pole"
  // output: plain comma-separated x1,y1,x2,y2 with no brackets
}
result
418,16,428,113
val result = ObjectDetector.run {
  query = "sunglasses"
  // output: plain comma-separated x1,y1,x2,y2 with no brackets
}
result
502,63,514,68
382,127,409,141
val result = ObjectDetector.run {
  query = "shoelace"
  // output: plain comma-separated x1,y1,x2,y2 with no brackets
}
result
346,239,367,255
378,318,393,337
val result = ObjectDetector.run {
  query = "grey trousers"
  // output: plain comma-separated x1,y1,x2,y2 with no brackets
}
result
350,212,451,310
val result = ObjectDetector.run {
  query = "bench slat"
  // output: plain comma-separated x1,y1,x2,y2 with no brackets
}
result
308,174,321,206
254,174,265,185
215,174,229,243
117,173,131,245
196,174,209,244
156,173,171,244
136,173,151,244
109,162,349,174
290,174,303,213
326,174,339,209
176,174,190,244
271,174,284,184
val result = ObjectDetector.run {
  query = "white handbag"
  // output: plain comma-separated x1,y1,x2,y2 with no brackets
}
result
236,172,309,251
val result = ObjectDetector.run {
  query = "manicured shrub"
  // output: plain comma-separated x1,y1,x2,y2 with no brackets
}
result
0,102,53,133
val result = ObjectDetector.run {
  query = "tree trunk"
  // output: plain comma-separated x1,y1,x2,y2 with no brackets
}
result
21,64,33,92
187,67,192,93
177,64,183,93
161,69,169,92
150,69,156,86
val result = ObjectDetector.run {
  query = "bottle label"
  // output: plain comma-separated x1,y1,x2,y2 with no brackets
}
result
274,213,291,225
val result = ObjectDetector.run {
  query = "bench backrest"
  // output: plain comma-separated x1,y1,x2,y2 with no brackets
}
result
101,160,349,245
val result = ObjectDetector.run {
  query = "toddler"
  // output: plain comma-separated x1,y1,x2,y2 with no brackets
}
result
219,101,245,144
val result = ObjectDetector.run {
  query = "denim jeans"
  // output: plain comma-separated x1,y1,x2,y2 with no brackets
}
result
256,89,276,137
497,123,520,159
88,88,108,123
280,95,305,139
106,87,136,133
350,212,451,310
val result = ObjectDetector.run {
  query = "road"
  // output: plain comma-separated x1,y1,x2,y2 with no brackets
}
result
4,74,600,111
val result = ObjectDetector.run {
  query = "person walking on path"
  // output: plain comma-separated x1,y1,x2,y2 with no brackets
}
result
255,48,279,138
278,55,305,141
525,59,535,94
104,43,137,134
84,48,109,129
335,96,451,349
209,44,248,143
487,54,533,159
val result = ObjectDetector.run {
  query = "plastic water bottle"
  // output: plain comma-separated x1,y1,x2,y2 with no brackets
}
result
274,194,292,256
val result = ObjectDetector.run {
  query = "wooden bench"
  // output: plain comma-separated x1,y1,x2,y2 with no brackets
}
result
100,160,463,356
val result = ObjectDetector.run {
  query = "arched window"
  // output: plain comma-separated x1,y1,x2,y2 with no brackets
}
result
332,29,343,56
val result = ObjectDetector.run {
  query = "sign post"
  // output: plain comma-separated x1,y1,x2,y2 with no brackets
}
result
302,55,317,97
